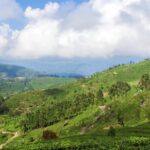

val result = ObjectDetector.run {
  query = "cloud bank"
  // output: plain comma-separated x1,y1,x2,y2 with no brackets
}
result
0,0,150,59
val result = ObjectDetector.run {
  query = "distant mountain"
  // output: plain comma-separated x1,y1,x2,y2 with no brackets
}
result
47,73,84,78
0,64,38,78
0,56,144,76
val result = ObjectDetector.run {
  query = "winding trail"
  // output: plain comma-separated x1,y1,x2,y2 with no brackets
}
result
0,131,20,150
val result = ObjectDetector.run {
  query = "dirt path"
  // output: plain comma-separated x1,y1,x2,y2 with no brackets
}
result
0,131,20,150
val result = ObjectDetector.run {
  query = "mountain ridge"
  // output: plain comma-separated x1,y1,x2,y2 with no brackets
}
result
0,64,38,78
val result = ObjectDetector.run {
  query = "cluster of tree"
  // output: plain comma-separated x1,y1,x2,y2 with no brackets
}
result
22,92,99,131
139,73,150,90
108,64,125,70
109,81,131,98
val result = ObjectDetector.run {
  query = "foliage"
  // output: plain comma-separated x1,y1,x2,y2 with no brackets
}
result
120,137,150,149
0,96,9,114
21,92,98,131
109,81,131,97
96,89,104,100
4,135,150,150
42,130,57,140
107,126,116,137
139,73,150,90
0,133,10,145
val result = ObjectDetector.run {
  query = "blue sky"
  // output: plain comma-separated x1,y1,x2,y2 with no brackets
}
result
7,0,87,29
16,0,87,9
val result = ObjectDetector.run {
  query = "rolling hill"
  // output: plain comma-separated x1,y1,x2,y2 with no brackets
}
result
0,59,150,150
0,64,76,96
0,64,38,78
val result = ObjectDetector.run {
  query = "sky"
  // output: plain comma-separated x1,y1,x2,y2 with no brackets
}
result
17,0,87,9
0,0,149,63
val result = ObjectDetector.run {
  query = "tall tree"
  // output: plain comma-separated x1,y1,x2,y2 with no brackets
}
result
139,74,150,90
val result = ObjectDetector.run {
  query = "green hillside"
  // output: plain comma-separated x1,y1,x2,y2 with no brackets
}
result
0,59,150,150
0,77,76,97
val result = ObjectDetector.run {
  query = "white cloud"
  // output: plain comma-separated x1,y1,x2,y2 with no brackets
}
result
1,0,150,59
0,24,11,55
24,2,59,20
0,0,22,21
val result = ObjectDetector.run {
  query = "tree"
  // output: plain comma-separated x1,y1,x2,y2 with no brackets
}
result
117,112,124,126
139,74,150,90
42,130,57,140
0,104,9,114
109,81,131,97
0,96,4,105
108,126,116,137
0,95,9,114
96,89,104,100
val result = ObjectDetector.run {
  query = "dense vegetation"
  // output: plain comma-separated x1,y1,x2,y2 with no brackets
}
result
0,59,149,150
22,92,100,131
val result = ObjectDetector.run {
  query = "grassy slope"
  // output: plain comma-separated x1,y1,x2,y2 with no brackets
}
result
87,59,150,89
1,59,150,149
0,77,75,96
30,77,76,90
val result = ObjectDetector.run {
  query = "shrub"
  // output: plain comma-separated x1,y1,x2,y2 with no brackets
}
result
96,89,104,100
28,137,34,142
108,126,116,137
0,104,9,114
42,130,58,140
